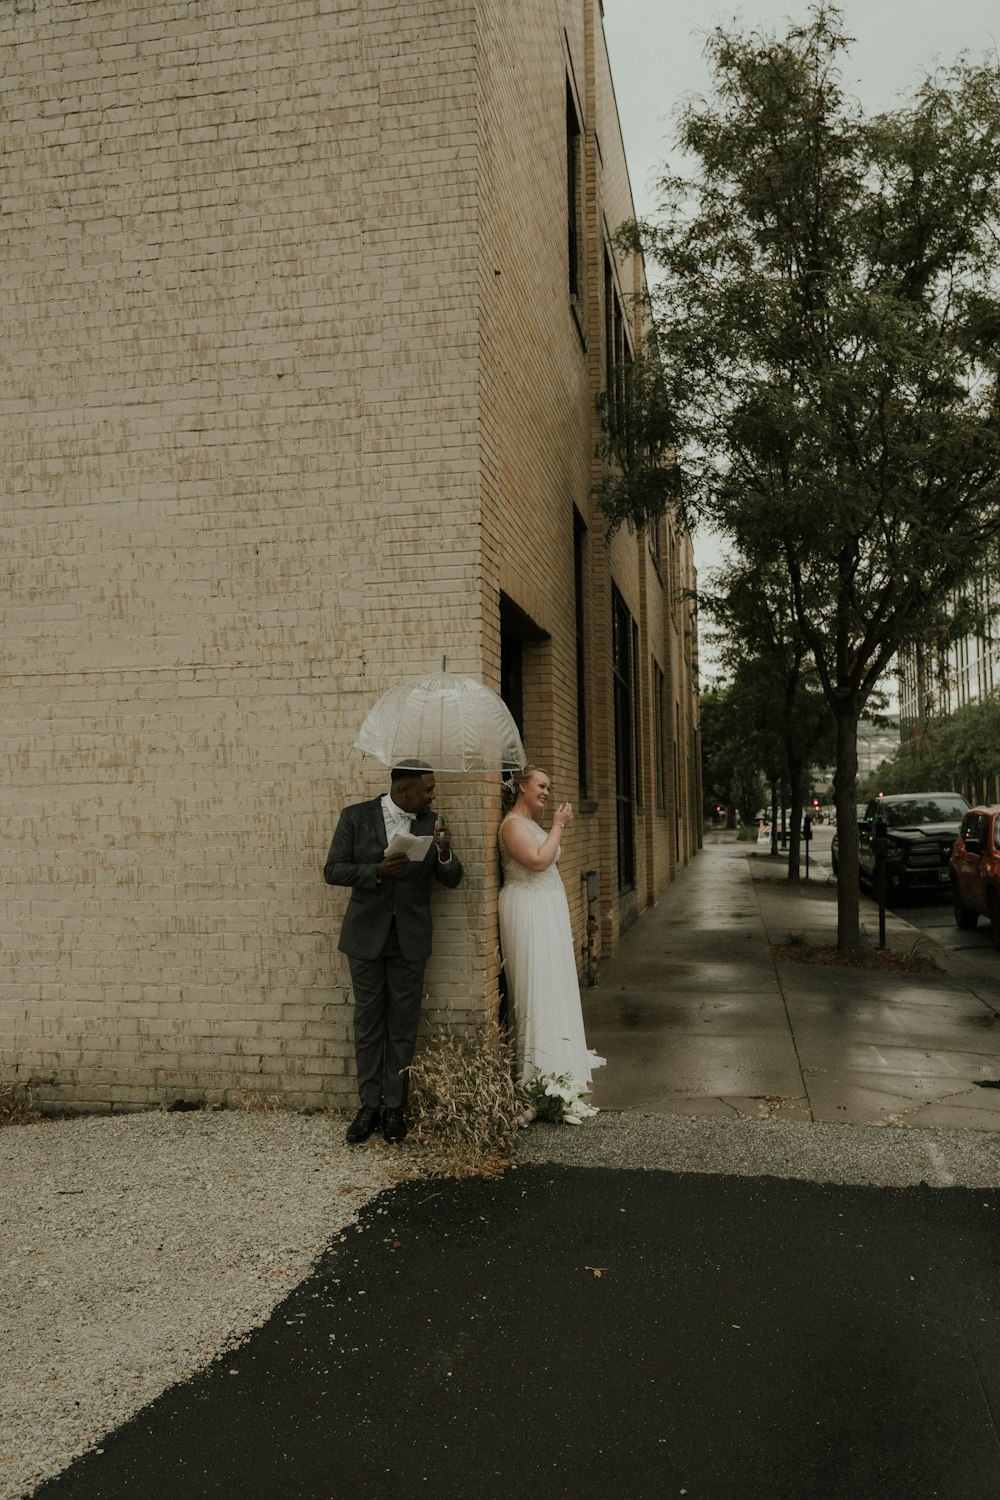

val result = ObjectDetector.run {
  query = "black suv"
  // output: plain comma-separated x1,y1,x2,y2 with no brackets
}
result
858,793,970,893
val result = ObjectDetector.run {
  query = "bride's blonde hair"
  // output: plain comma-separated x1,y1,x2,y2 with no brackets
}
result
501,764,545,814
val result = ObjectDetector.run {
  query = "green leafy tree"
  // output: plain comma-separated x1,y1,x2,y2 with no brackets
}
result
867,691,1000,801
727,664,786,854
700,685,764,826
617,5,1000,949
703,558,836,877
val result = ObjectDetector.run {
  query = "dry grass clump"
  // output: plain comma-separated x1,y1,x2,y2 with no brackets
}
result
0,1082,42,1126
240,1091,285,1113
406,1019,522,1179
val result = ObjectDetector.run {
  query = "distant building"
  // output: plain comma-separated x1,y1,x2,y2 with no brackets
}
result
857,714,901,784
1,0,701,1113
898,573,1000,731
895,579,1000,803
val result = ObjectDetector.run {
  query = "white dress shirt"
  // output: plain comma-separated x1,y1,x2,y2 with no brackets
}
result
380,792,451,864
381,792,415,847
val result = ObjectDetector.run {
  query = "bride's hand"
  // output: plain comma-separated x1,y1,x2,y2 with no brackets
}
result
553,802,574,827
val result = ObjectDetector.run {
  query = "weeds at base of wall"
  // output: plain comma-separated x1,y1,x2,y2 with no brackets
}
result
239,1092,285,1114
405,1019,522,1180
0,1083,42,1126
0,1041,527,1177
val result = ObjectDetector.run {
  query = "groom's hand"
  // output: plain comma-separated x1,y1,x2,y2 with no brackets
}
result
377,852,409,879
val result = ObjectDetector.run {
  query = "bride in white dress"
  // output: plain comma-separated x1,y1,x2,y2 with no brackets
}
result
498,767,605,1087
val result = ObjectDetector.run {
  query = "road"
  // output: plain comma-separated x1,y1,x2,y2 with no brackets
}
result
776,823,999,981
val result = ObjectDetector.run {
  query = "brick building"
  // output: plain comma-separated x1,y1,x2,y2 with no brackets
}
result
1,0,700,1112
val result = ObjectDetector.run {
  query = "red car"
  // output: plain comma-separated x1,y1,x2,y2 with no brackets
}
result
949,806,1000,949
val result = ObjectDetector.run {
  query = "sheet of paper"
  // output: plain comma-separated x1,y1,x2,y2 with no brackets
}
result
384,831,434,861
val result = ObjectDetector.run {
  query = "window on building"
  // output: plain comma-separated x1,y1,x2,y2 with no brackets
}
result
675,701,682,861
603,250,636,481
604,255,615,419
604,254,630,436
500,635,524,739
654,663,667,813
612,587,636,892
648,515,662,574
573,508,589,797
567,85,582,301
632,618,642,813
500,592,550,745
665,524,675,613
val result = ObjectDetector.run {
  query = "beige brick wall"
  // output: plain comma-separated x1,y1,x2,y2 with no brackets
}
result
1,0,700,1113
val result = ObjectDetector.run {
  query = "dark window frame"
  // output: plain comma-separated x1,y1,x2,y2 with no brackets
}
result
573,508,589,798
654,662,667,813
612,586,636,893
566,85,582,301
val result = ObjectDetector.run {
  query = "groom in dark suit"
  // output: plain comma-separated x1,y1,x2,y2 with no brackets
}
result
324,764,463,1144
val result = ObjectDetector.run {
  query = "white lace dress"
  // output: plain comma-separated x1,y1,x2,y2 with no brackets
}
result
498,814,606,1085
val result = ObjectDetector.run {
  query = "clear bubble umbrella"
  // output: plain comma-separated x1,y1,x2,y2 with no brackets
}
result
353,666,526,773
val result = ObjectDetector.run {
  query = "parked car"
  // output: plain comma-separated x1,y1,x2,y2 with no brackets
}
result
949,806,1000,948
831,793,970,892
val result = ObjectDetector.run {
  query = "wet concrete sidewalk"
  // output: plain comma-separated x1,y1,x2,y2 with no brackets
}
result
584,831,1000,1130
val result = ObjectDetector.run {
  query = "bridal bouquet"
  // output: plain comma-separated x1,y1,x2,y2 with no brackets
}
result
519,1071,598,1126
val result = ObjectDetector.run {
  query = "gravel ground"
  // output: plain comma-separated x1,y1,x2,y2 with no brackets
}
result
6,1106,1000,1500
0,1110,400,1500
516,1108,1000,1187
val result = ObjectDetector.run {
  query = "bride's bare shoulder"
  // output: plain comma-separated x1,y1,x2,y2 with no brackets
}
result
500,813,537,851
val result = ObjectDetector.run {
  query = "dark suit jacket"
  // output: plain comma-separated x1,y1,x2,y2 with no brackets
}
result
323,797,463,961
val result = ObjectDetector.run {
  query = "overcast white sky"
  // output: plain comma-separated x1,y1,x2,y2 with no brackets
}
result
603,0,1000,224
602,1,999,680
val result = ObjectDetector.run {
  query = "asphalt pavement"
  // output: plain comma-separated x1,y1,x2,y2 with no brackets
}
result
33,1165,1000,1500
30,832,1000,1500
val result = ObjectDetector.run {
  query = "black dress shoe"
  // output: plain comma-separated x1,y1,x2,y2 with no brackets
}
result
345,1105,381,1144
382,1107,406,1144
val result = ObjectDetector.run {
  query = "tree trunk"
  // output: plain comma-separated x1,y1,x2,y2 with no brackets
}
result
834,708,861,952
787,764,804,879
770,783,780,857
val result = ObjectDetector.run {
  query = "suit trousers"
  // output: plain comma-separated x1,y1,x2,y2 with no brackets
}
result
347,920,426,1109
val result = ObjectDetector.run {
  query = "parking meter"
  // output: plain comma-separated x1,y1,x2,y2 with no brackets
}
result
873,815,888,862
